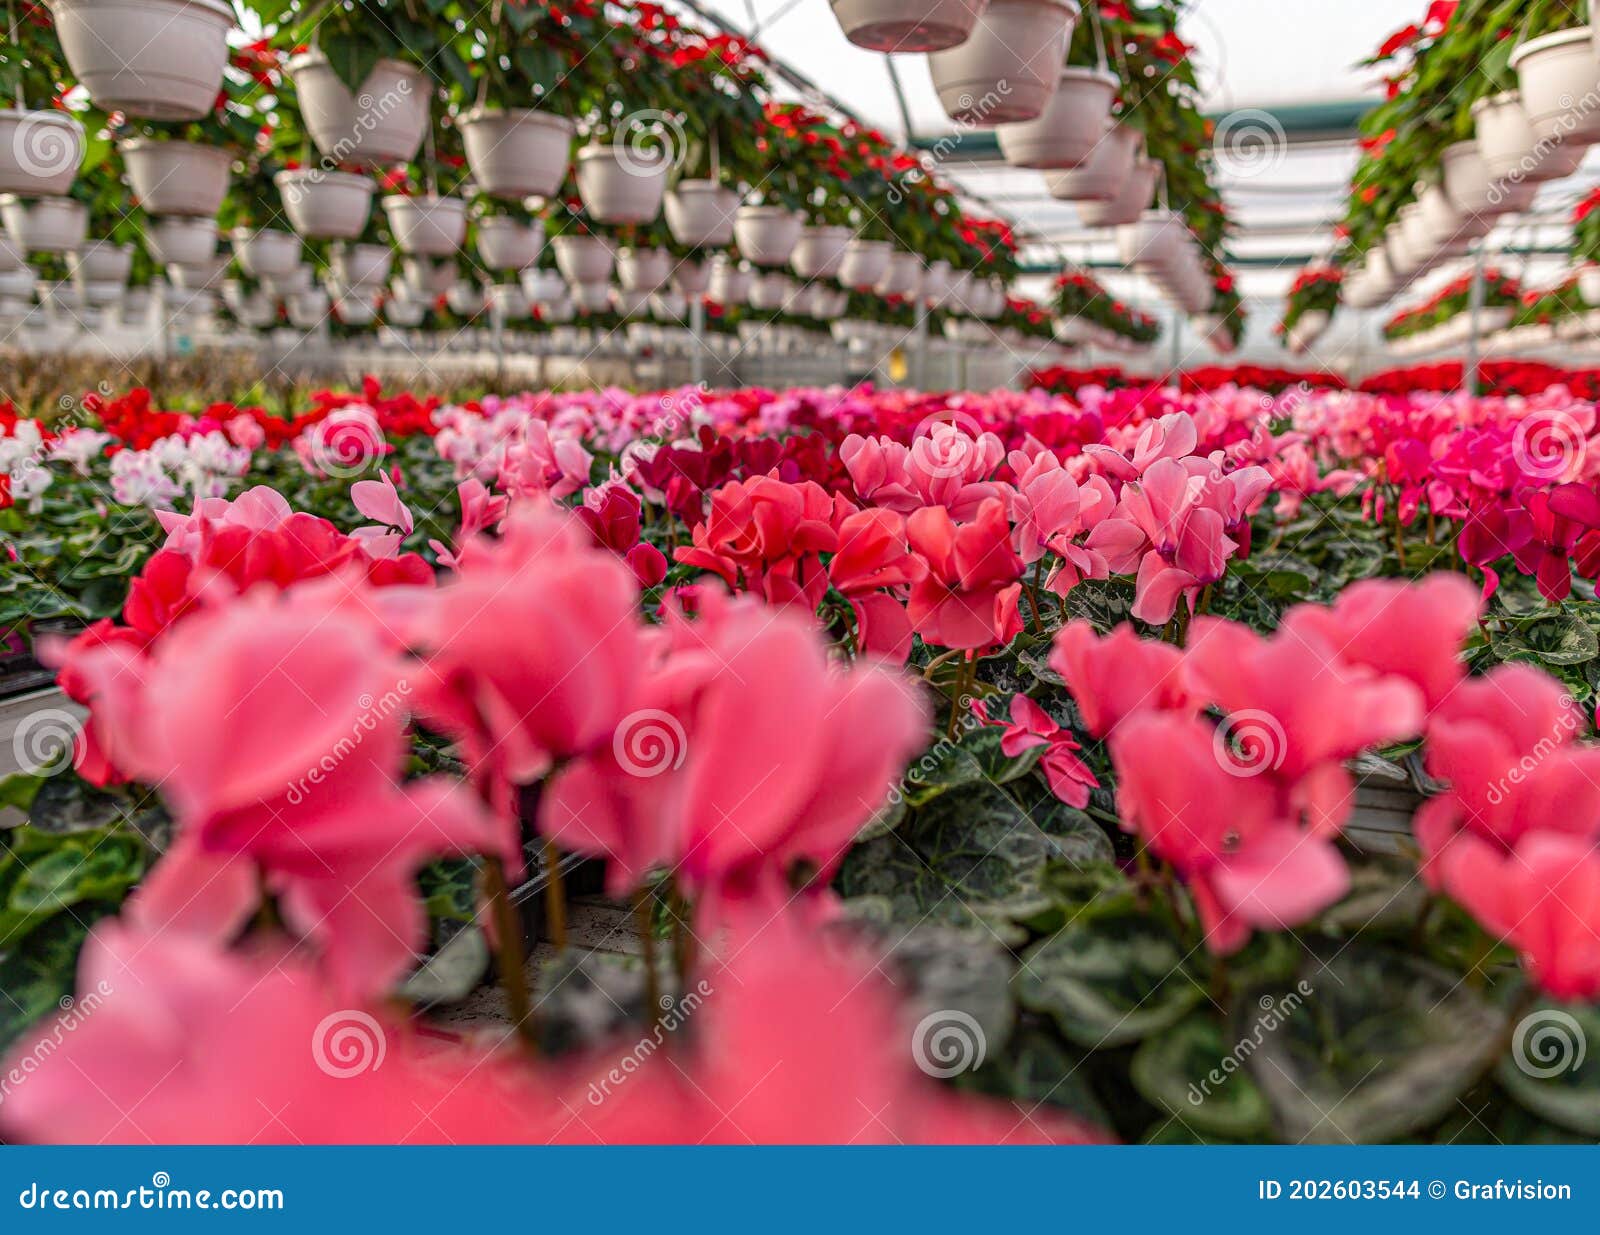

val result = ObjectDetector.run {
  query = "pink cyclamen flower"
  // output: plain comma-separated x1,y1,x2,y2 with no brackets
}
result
972,693,1098,807
905,499,1025,651
1048,620,1196,739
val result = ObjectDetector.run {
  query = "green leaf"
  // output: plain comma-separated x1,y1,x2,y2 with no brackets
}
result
1494,1002,1600,1136
0,908,112,1056
1492,613,1599,667
959,1025,1111,1129
1016,910,1204,1049
0,772,45,815
321,32,386,95
0,827,147,948
1131,1014,1272,1139
1245,944,1506,1143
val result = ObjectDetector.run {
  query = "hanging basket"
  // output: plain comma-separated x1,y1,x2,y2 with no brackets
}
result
274,170,375,240
733,205,804,267
929,0,1081,125
1471,91,1583,186
288,53,429,169
0,110,84,197
829,0,986,53
1077,158,1158,229
791,225,854,279
1511,27,1600,147
996,66,1117,169
1044,123,1140,202
551,233,615,285
617,246,672,292
332,242,394,290
120,138,232,217
67,242,133,286
475,217,544,272
382,195,467,258
0,194,88,253
50,0,235,121
837,238,893,290
460,108,573,201
708,255,752,305
672,257,711,297
575,144,669,226
664,180,739,248
145,214,217,266
877,250,923,298
231,228,302,279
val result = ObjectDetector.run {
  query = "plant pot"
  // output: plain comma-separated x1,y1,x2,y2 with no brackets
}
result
1416,182,1490,246
120,138,231,217
287,288,329,330
519,268,566,303
672,257,710,297
708,256,751,305
446,284,486,316
552,233,614,284
748,270,791,310
617,246,672,292
1580,267,1600,308
146,214,217,265
51,0,234,121
261,265,313,298
383,195,467,257
0,266,36,299
569,281,613,313
169,252,228,290
490,283,529,320
384,297,425,328
651,290,686,321
334,294,378,327
287,53,428,169
829,0,986,52
0,110,84,197
68,242,133,285
460,107,573,200
1439,140,1533,220
540,298,575,324
77,279,126,308
733,205,803,267
1076,157,1158,228
575,143,669,225
333,242,394,290
0,195,87,252
996,66,1117,169
791,224,854,279
664,179,739,247
920,258,951,306
838,237,893,290
1045,123,1140,202
476,217,544,272
1511,27,1600,147
229,227,300,279
1472,91,1584,185
274,170,375,240
403,257,457,298
0,232,21,273
929,0,1080,125
877,250,923,298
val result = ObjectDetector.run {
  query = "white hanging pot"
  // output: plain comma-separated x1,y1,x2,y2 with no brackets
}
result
446,283,486,316
475,216,544,271
813,285,848,317
287,288,329,330
791,224,854,279
0,194,87,252
829,0,987,52
1440,140,1523,221
569,280,613,313
1045,123,1140,202
383,195,467,257
929,0,1080,125
120,138,231,217
1417,182,1490,246
733,204,803,267
169,252,229,290
1117,209,1185,270
1511,27,1600,147
274,170,375,240
651,289,686,320
384,296,426,327
0,110,84,196
672,256,710,297
617,246,672,292
491,283,529,319
231,228,301,278
575,143,669,225
877,249,923,297
541,297,575,324
944,268,974,313
519,268,566,303
332,242,394,289
0,231,21,272
1077,157,1158,228
1384,223,1421,280
1580,266,1600,306
0,266,36,299
403,257,457,297
460,107,573,200
335,294,378,326
615,287,652,319
287,53,428,168
748,270,792,310
50,0,234,121
77,279,126,308
838,237,893,289
261,264,313,298
145,214,217,265
709,255,752,304
551,233,614,284
1399,202,1437,267
921,258,951,305
1472,91,1583,185
664,179,739,247
996,66,1116,169
68,242,133,285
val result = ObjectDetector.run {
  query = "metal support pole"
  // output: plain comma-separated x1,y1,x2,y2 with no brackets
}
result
1465,242,1487,398
1169,308,1183,379
689,295,706,387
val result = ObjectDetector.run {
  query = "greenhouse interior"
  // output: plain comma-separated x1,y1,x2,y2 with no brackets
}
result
1,0,1599,1160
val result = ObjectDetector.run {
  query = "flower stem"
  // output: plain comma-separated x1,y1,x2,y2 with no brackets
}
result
635,888,660,1025
483,857,536,1051
543,839,567,951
